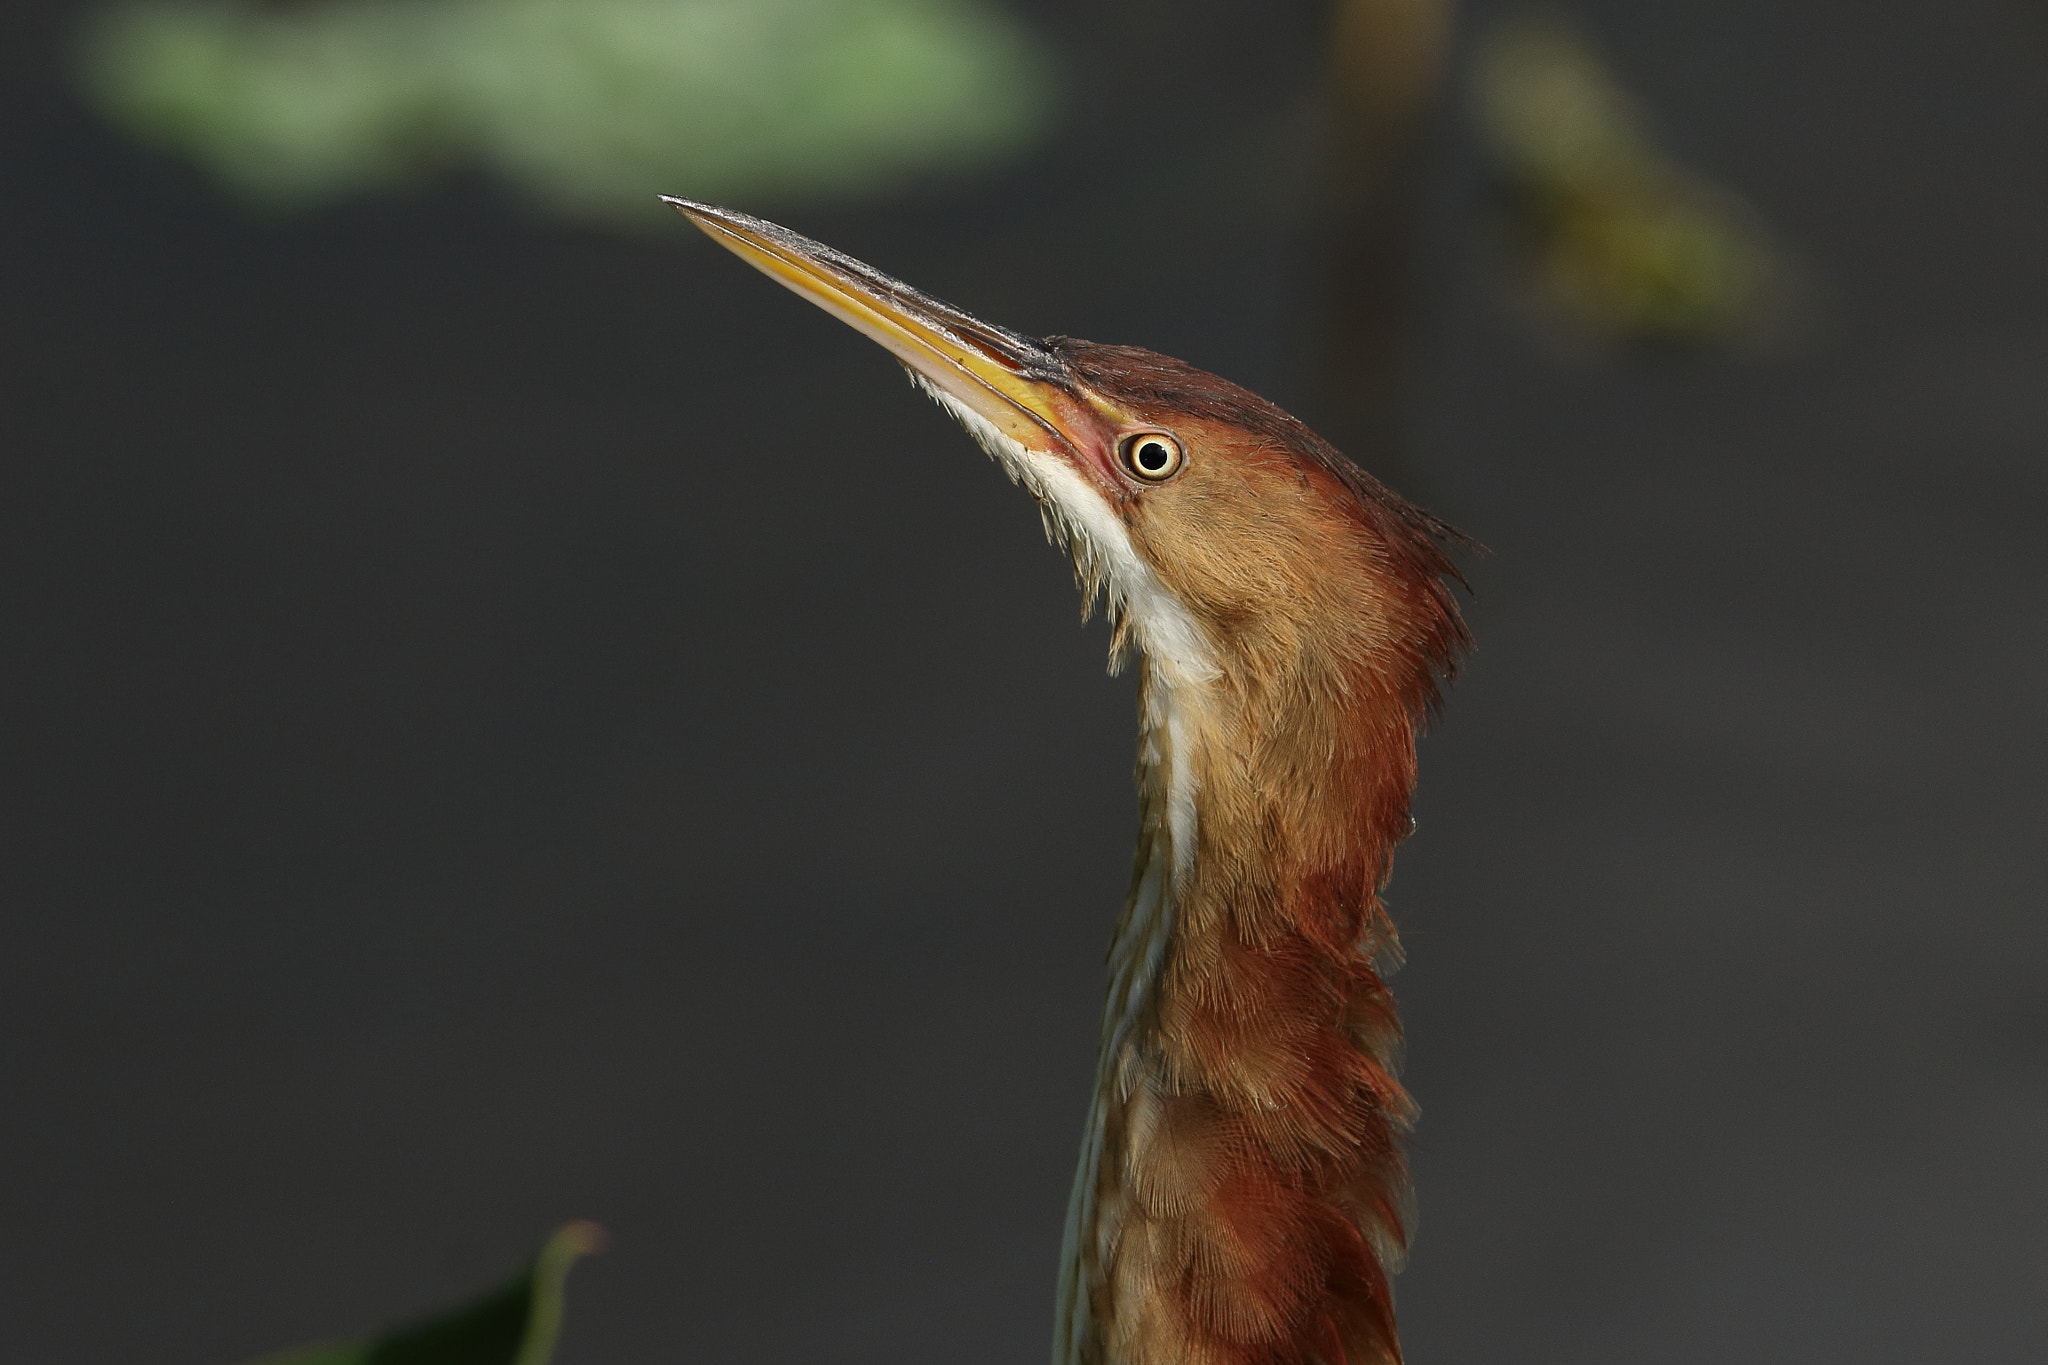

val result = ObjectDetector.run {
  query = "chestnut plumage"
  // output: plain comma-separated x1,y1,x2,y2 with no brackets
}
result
668,198,1470,1365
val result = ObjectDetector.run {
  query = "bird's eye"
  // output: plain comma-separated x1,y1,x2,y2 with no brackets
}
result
1118,432,1185,483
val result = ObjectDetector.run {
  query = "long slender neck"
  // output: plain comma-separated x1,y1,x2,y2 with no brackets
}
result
1057,652,1421,1365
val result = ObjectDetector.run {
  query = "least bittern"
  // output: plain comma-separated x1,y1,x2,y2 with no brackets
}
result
668,198,1469,1365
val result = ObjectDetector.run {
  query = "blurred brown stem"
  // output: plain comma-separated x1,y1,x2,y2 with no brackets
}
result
1305,0,1457,494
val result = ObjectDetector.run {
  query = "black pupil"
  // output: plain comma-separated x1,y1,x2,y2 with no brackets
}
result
1136,441,1170,472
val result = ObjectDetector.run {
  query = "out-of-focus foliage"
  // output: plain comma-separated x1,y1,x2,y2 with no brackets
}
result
1473,11,1786,347
1328,0,1454,140
77,0,1052,226
243,1222,600,1365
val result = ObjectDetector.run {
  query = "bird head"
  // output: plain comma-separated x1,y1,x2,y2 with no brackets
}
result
668,199,1472,1365
665,199,1467,723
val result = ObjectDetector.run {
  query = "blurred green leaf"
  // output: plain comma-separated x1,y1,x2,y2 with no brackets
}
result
1473,10,1790,349
77,0,1053,225
243,1222,601,1365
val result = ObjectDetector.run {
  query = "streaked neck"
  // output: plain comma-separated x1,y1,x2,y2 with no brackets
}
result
1056,654,1419,1365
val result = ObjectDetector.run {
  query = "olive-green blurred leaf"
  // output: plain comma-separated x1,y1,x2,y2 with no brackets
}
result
77,0,1053,226
243,1221,602,1365
1473,10,1790,348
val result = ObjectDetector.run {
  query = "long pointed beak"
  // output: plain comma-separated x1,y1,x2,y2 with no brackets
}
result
663,197,1089,460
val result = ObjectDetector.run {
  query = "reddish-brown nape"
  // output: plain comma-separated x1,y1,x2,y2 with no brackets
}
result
1048,342,1469,1365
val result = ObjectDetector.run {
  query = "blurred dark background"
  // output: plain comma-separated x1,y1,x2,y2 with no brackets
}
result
4,1,2047,1362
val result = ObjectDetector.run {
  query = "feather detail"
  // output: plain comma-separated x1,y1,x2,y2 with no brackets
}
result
1038,342,1468,1365
666,200,1467,1365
